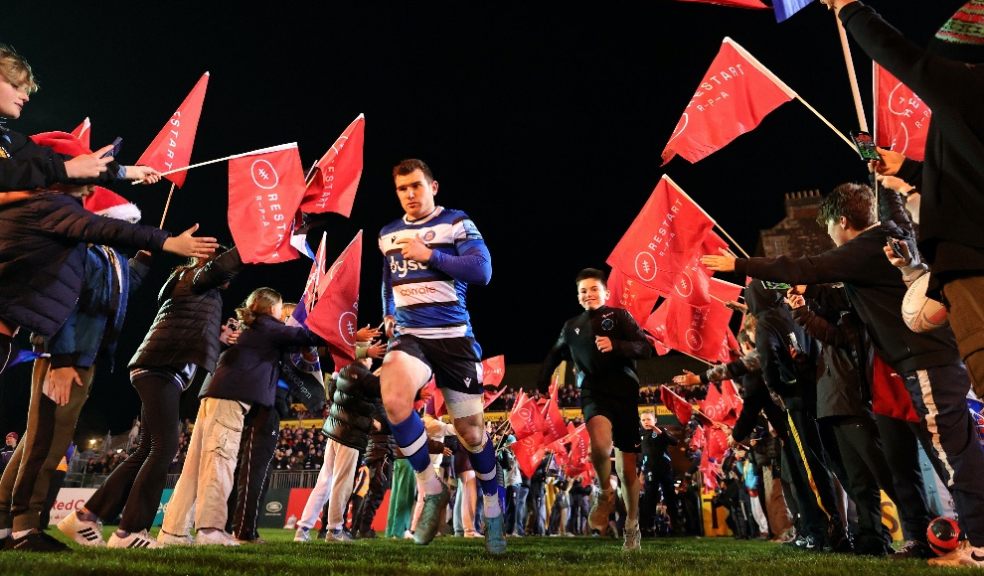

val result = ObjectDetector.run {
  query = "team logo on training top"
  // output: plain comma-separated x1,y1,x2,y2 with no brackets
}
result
601,318,614,331
423,230,436,242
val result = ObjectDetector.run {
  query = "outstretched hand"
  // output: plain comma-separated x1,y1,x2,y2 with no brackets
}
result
126,165,162,185
162,223,220,258
701,248,737,273
672,370,701,386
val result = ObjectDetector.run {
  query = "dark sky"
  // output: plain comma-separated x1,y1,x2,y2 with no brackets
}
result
1,1,959,435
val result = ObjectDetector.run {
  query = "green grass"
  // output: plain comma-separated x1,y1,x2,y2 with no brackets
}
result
0,529,967,576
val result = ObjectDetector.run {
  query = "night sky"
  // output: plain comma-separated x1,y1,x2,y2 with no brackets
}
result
1,1,960,437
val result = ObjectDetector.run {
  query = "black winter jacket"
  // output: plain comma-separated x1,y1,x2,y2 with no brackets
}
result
322,363,383,452
0,192,169,336
0,126,126,191
129,247,242,372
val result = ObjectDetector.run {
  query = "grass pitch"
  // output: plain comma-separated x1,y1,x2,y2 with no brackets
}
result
0,529,964,575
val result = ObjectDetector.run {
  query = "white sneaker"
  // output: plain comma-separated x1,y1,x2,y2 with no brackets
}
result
325,529,353,543
928,541,984,567
294,527,311,543
107,530,162,549
403,530,414,540
195,529,240,546
57,511,105,547
157,530,194,546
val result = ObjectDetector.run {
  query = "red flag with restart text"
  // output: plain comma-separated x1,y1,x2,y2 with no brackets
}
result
307,231,363,370
509,391,546,440
228,143,307,264
512,432,546,479
661,38,796,164
607,268,663,325
660,385,693,426
300,113,365,217
658,278,742,363
541,391,567,444
607,175,715,295
481,355,506,387
675,0,768,8
70,118,91,150
671,231,729,307
136,72,209,187
874,64,931,162
702,380,741,427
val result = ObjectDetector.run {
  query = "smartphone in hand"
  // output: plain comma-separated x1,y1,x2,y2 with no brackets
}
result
849,130,881,162
101,137,123,159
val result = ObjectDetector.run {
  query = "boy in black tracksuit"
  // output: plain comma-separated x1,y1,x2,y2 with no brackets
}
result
704,182,984,554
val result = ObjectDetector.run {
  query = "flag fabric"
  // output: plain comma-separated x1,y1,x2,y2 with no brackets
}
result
307,231,363,371
300,113,365,217
420,378,447,417
874,64,931,161
565,424,591,476
671,231,729,307
136,72,209,187
660,385,694,425
676,0,768,8
509,391,546,440
699,450,721,490
705,425,730,460
689,425,706,452
661,38,796,164
283,234,329,412
545,438,570,470
773,0,814,22
228,143,307,264
482,386,507,409
656,278,742,363
607,175,715,295
511,432,546,479
70,118,91,150
721,379,744,420
643,302,672,356
481,355,506,387
607,268,663,325
702,380,740,427
541,392,567,444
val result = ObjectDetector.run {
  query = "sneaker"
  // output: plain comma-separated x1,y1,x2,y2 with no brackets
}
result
325,529,353,543
892,539,934,560
194,529,240,547
107,530,161,549
413,483,450,545
157,530,193,546
788,534,819,551
623,526,642,552
57,512,105,547
293,527,311,543
6,530,70,552
357,529,377,539
484,514,506,555
402,530,414,540
928,541,984,567
588,488,615,533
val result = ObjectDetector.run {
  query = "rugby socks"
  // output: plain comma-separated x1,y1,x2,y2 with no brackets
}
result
465,435,501,517
390,412,443,495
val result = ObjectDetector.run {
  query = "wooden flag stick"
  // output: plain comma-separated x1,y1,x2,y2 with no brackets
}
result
794,95,857,151
133,142,297,184
660,174,752,259
836,14,869,132
713,224,751,259
159,182,176,229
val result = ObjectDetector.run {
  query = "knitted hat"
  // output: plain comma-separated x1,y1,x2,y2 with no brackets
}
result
5,432,17,442
929,0,984,63
83,186,141,223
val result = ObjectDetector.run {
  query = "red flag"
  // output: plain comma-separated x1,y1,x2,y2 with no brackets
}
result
643,302,672,356
307,231,363,370
699,450,720,490
541,393,567,444
661,38,796,164
671,232,729,307
482,386,507,409
874,64,931,162
70,118,91,150
689,425,706,452
511,432,546,479
660,385,693,425
136,72,209,187
509,392,546,440
228,143,307,264
481,355,506,387
298,232,329,320
607,175,715,295
565,424,591,476
607,268,662,325
705,426,730,460
420,377,446,417
300,113,365,217
676,0,768,7
721,379,743,421
658,278,742,363
702,381,739,427
545,438,570,470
